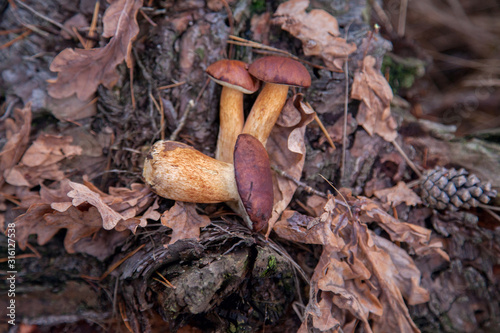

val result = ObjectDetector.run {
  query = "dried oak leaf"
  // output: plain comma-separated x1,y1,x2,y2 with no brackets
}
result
266,94,315,235
351,55,398,142
272,0,357,71
48,0,143,100
15,179,153,253
374,181,422,208
4,134,82,187
275,194,435,332
161,201,211,245
0,103,32,187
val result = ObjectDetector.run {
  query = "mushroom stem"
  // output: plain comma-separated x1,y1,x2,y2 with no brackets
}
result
143,141,239,203
242,82,289,145
215,86,244,163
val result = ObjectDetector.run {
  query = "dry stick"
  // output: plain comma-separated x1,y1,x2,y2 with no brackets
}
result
371,0,394,34
319,174,354,219
341,23,352,180
139,8,157,27
86,1,100,49
14,0,77,39
228,35,328,70
129,54,136,110
0,29,31,50
341,57,349,180
169,77,210,141
158,81,186,90
312,111,335,150
159,94,165,141
170,100,195,141
82,244,146,281
221,0,234,58
398,0,408,37
71,26,88,48
484,207,500,223
271,165,327,199
118,301,134,333
391,139,423,178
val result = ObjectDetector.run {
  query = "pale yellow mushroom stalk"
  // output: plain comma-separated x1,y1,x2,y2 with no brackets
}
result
143,140,239,203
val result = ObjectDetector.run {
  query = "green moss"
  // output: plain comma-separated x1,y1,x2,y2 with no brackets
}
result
195,47,205,61
260,255,277,277
250,0,266,13
382,54,425,94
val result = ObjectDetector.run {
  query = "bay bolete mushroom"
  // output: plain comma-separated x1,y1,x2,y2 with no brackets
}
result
242,56,311,145
206,60,260,163
143,134,273,231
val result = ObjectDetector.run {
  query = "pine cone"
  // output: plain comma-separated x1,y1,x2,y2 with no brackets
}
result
420,167,497,211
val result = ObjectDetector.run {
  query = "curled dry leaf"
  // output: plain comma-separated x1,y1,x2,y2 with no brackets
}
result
266,94,315,234
0,103,32,187
374,181,422,208
272,0,357,71
4,134,82,187
274,193,436,332
15,179,154,253
48,0,143,100
161,202,211,245
351,55,398,142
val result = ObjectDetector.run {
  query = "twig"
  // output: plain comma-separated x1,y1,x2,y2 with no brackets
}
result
158,81,186,90
129,54,136,110
312,111,335,149
0,29,31,50
319,174,353,219
81,244,146,281
271,165,327,199
220,0,234,58
483,207,500,223
478,203,500,212
170,100,195,141
371,0,394,33
398,0,408,37
14,0,77,39
341,23,352,180
228,35,328,70
391,139,423,178
139,8,157,27
87,1,99,46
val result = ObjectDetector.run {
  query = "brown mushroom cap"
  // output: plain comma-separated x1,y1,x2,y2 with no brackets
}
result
206,60,260,94
233,134,274,231
248,56,311,88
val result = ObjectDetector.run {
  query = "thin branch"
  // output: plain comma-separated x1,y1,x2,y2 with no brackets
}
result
14,0,77,39
271,165,327,199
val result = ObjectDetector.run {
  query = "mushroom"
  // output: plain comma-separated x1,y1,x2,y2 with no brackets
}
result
143,134,273,231
206,60,259,163
242,56,311,145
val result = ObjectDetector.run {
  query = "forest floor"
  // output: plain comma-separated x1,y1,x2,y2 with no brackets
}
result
1,0,499,332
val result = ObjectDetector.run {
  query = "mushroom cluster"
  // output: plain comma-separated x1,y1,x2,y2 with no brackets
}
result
143,56,311,231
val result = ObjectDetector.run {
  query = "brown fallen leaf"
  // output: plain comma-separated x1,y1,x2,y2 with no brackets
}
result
274,193,436,332
266,94,315,234
48,0,143,100
374,181,422,208
0,103,32,187
272,0,357,71
4,134,82,187
161,202,211,245
351,55,398,142
15,179,153,253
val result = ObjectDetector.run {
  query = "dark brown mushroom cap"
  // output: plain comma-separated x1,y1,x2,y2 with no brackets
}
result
206,60,260,94
248,56,311,88
233,134,274,232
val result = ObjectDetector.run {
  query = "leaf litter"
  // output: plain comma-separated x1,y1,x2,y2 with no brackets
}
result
0,0,453,331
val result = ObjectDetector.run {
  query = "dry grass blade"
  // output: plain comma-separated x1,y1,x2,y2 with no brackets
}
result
228,35,328,70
